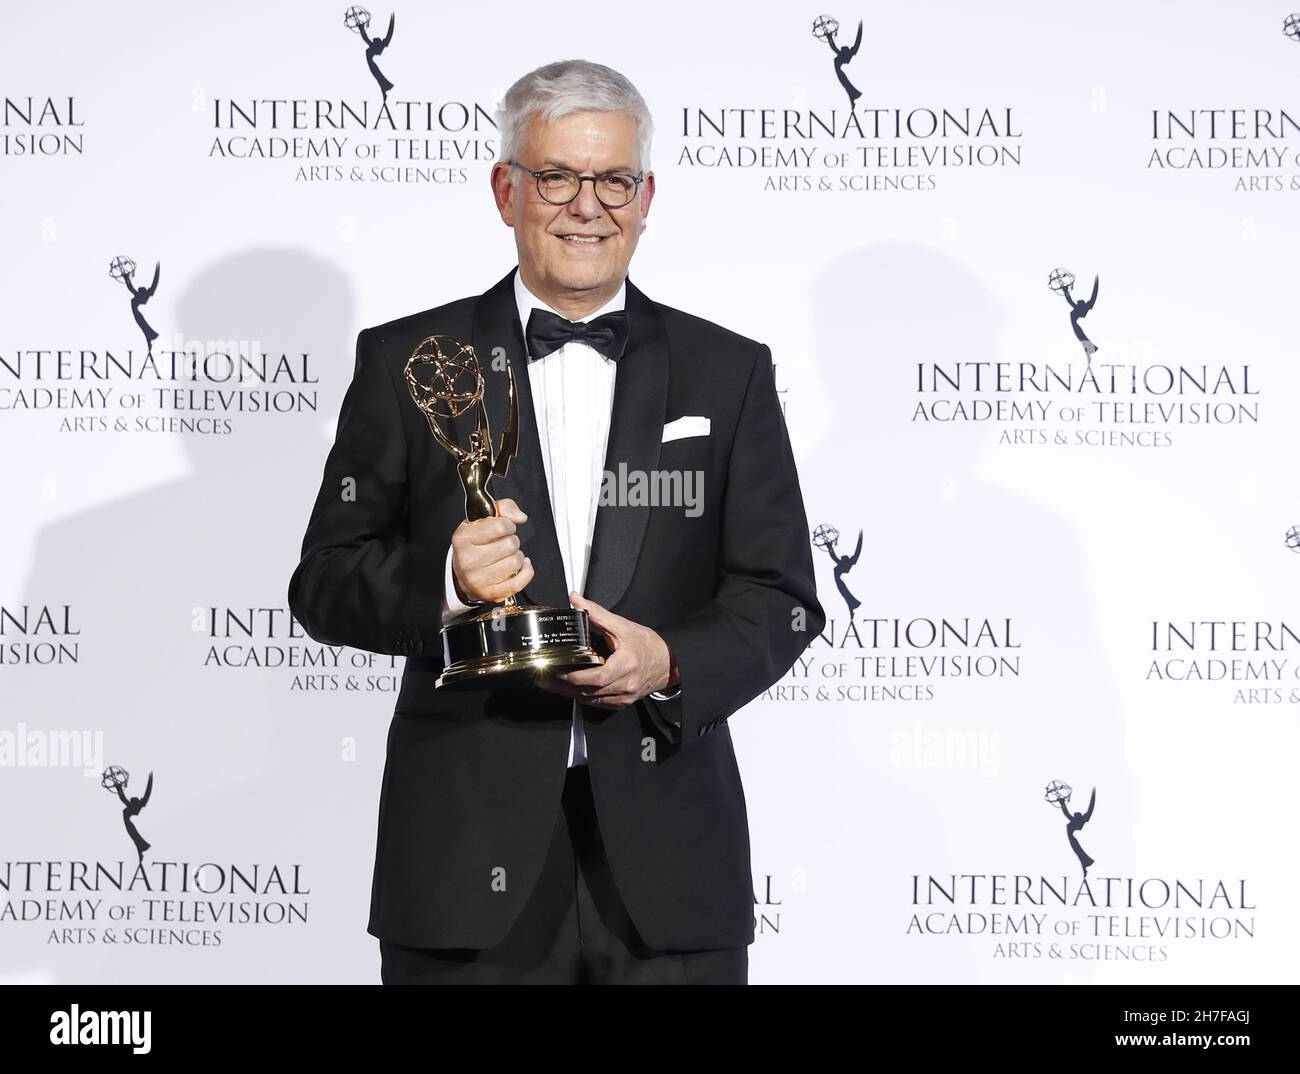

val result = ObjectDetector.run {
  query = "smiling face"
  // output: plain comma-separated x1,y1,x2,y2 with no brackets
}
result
491,109,655,320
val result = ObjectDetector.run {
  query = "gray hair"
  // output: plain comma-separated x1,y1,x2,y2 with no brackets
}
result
496,59,653,177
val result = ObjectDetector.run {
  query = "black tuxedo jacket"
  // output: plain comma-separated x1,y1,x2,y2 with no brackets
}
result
288,266,824,952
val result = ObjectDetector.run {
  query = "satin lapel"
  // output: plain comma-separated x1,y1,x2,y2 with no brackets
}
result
467,268,569,609
583,276,670,610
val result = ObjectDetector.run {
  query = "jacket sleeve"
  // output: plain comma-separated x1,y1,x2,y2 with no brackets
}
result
645,344,825,747
287,327,448,658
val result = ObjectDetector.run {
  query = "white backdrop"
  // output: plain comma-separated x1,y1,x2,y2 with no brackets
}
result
2,0,1297,984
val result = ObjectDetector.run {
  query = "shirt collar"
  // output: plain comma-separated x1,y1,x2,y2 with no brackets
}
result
514,266,626,354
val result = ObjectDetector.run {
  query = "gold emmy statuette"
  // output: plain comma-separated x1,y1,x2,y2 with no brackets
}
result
404,335,605,689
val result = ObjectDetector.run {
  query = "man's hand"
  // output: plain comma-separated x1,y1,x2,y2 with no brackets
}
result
539,592,679,710
449,498,534,604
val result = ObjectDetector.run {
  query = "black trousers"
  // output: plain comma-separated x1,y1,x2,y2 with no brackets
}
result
379,764,749,985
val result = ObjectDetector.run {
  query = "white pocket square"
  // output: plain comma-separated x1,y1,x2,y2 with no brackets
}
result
662,415,710,443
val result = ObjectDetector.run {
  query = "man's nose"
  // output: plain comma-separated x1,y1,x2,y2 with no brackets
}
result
567,180,606,220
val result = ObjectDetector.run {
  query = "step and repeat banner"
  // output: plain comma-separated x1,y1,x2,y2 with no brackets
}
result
2,1,1296,984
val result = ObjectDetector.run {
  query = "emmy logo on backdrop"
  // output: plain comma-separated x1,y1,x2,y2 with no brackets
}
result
344,6,396,101
1045,779,1096,877
109,256,160,357
1285,525,1300,554
1284,13,1300,43
811,14,864,108
404,335,604,688
1048,267,1100,365
812,523,863,622
102,765,153,864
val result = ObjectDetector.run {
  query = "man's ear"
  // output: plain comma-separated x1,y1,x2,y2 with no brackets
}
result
637,170,655,232
639,171,656,231
491,163,516,225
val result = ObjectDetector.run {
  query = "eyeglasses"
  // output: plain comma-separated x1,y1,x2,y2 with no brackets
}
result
506,161,645,208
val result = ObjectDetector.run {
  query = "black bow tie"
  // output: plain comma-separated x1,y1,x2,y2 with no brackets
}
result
525,307,629,362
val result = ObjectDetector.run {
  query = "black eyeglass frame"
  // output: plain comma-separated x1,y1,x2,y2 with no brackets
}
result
505,160,646,208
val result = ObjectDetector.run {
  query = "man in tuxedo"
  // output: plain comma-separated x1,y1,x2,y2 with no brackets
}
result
288,59,823,985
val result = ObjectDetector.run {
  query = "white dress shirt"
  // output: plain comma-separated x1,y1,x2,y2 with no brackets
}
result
442,266,622,767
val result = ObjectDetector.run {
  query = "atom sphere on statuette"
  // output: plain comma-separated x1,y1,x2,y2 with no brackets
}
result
811,523,840,550
1047,267,1075,294
811,15,840,41
405,336,484,422
101,765,130,791
344,5,372,33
